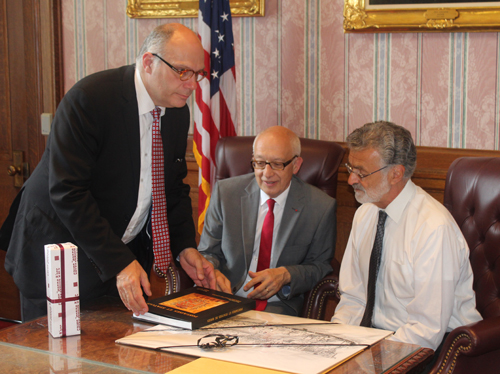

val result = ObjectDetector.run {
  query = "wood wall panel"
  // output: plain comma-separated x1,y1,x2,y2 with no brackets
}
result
0,0,62,322
184,137,500,264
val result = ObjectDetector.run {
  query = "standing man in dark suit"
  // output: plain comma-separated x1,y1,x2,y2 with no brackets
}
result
181,127,336,316
0,23,215,321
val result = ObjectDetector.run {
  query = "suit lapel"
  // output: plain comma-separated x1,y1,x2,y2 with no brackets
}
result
274,177,304,261
121,65,141,194
242,178,260,269
160,110,174,166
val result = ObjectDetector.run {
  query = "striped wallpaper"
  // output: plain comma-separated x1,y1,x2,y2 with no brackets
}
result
62,0,500,150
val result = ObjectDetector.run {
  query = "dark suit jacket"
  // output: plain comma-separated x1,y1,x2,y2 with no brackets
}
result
198,174,336,315
0,65,196,301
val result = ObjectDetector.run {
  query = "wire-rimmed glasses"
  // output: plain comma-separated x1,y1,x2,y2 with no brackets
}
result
345,163,389,179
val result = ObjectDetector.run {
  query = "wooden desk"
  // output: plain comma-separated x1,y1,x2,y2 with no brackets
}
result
0,297,433,373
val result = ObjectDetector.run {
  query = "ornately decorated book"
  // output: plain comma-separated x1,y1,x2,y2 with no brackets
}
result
133,287,256,329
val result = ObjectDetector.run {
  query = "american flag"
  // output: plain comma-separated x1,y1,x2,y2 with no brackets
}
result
194,0,237,234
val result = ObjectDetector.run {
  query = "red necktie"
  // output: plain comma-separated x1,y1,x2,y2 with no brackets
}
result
255,199,275,311
151,107,172,274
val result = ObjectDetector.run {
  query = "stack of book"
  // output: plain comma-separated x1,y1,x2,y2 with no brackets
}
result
134,287,255,329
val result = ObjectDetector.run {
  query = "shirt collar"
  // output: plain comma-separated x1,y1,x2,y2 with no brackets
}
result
259,180,292,208
384,179,416,223
134,68,165,117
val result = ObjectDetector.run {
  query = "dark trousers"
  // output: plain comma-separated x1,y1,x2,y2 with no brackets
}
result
422,332,450,373
20,276,117,323
20,224,153,323
265,300,297,316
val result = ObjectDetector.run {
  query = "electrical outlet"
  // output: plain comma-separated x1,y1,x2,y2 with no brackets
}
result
41,113,53,135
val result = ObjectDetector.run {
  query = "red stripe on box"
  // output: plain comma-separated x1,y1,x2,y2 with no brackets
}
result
59,243,67,336
58,244,67,336
47,296,79,303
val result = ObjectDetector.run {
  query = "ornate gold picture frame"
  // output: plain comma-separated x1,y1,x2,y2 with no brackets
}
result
127,0,265,18
344,0,500,32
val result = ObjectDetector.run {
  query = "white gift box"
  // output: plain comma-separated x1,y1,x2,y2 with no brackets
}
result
44,242,81,338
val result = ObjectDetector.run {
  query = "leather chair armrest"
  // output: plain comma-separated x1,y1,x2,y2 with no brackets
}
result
429,316,500,374
301,272,340,320
301,257,342,321
175,262,195,291
150,261,194,298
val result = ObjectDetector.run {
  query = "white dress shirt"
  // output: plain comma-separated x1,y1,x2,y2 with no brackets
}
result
332,180,482,350
235,183,291,302
121,68,165,244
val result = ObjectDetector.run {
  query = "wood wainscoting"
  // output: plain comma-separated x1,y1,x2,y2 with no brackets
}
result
184,136,500,264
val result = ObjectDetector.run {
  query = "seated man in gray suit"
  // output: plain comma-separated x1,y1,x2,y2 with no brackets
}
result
180,126,336,316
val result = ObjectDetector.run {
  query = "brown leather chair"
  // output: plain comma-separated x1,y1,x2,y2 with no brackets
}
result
428,157,500,373
214,136,345,199
300,258,341,320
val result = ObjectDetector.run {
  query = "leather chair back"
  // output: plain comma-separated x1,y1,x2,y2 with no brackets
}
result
214,136,345,199
428,157,500,374
443,157,500,319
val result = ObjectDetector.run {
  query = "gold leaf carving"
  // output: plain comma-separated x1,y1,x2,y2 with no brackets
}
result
425,19,457,29
343,3,368,31
127,0,265,19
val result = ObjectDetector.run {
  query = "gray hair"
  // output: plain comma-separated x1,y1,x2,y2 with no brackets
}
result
346,121,416,178
136,24,177,66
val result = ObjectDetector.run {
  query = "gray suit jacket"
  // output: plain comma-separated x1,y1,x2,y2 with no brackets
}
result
198,173,336,315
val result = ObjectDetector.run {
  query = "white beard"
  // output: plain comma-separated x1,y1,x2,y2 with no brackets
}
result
352,177,391,205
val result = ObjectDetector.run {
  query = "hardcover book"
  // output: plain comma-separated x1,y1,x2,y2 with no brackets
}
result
133,287,256,329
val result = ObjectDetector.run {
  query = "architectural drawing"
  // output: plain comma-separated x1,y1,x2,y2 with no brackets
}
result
117,310,393,374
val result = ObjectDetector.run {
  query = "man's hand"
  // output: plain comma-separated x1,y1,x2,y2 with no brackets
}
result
179,247,217,289
214,269,232,293
244,267,291,300
116,260,152,316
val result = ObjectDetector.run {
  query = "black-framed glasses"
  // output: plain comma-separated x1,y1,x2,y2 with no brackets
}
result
345,163,389,179
152,53,208,82
251,156,298,171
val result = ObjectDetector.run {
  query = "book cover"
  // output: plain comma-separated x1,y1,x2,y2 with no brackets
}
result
134,287,256,329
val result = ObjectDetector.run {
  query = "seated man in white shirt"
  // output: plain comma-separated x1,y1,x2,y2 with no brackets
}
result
181,126,336,316
331,121,482,352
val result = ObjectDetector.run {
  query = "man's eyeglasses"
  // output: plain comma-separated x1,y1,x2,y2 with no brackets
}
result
345,163,389,179
152,53,208,82
251,156,298,171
